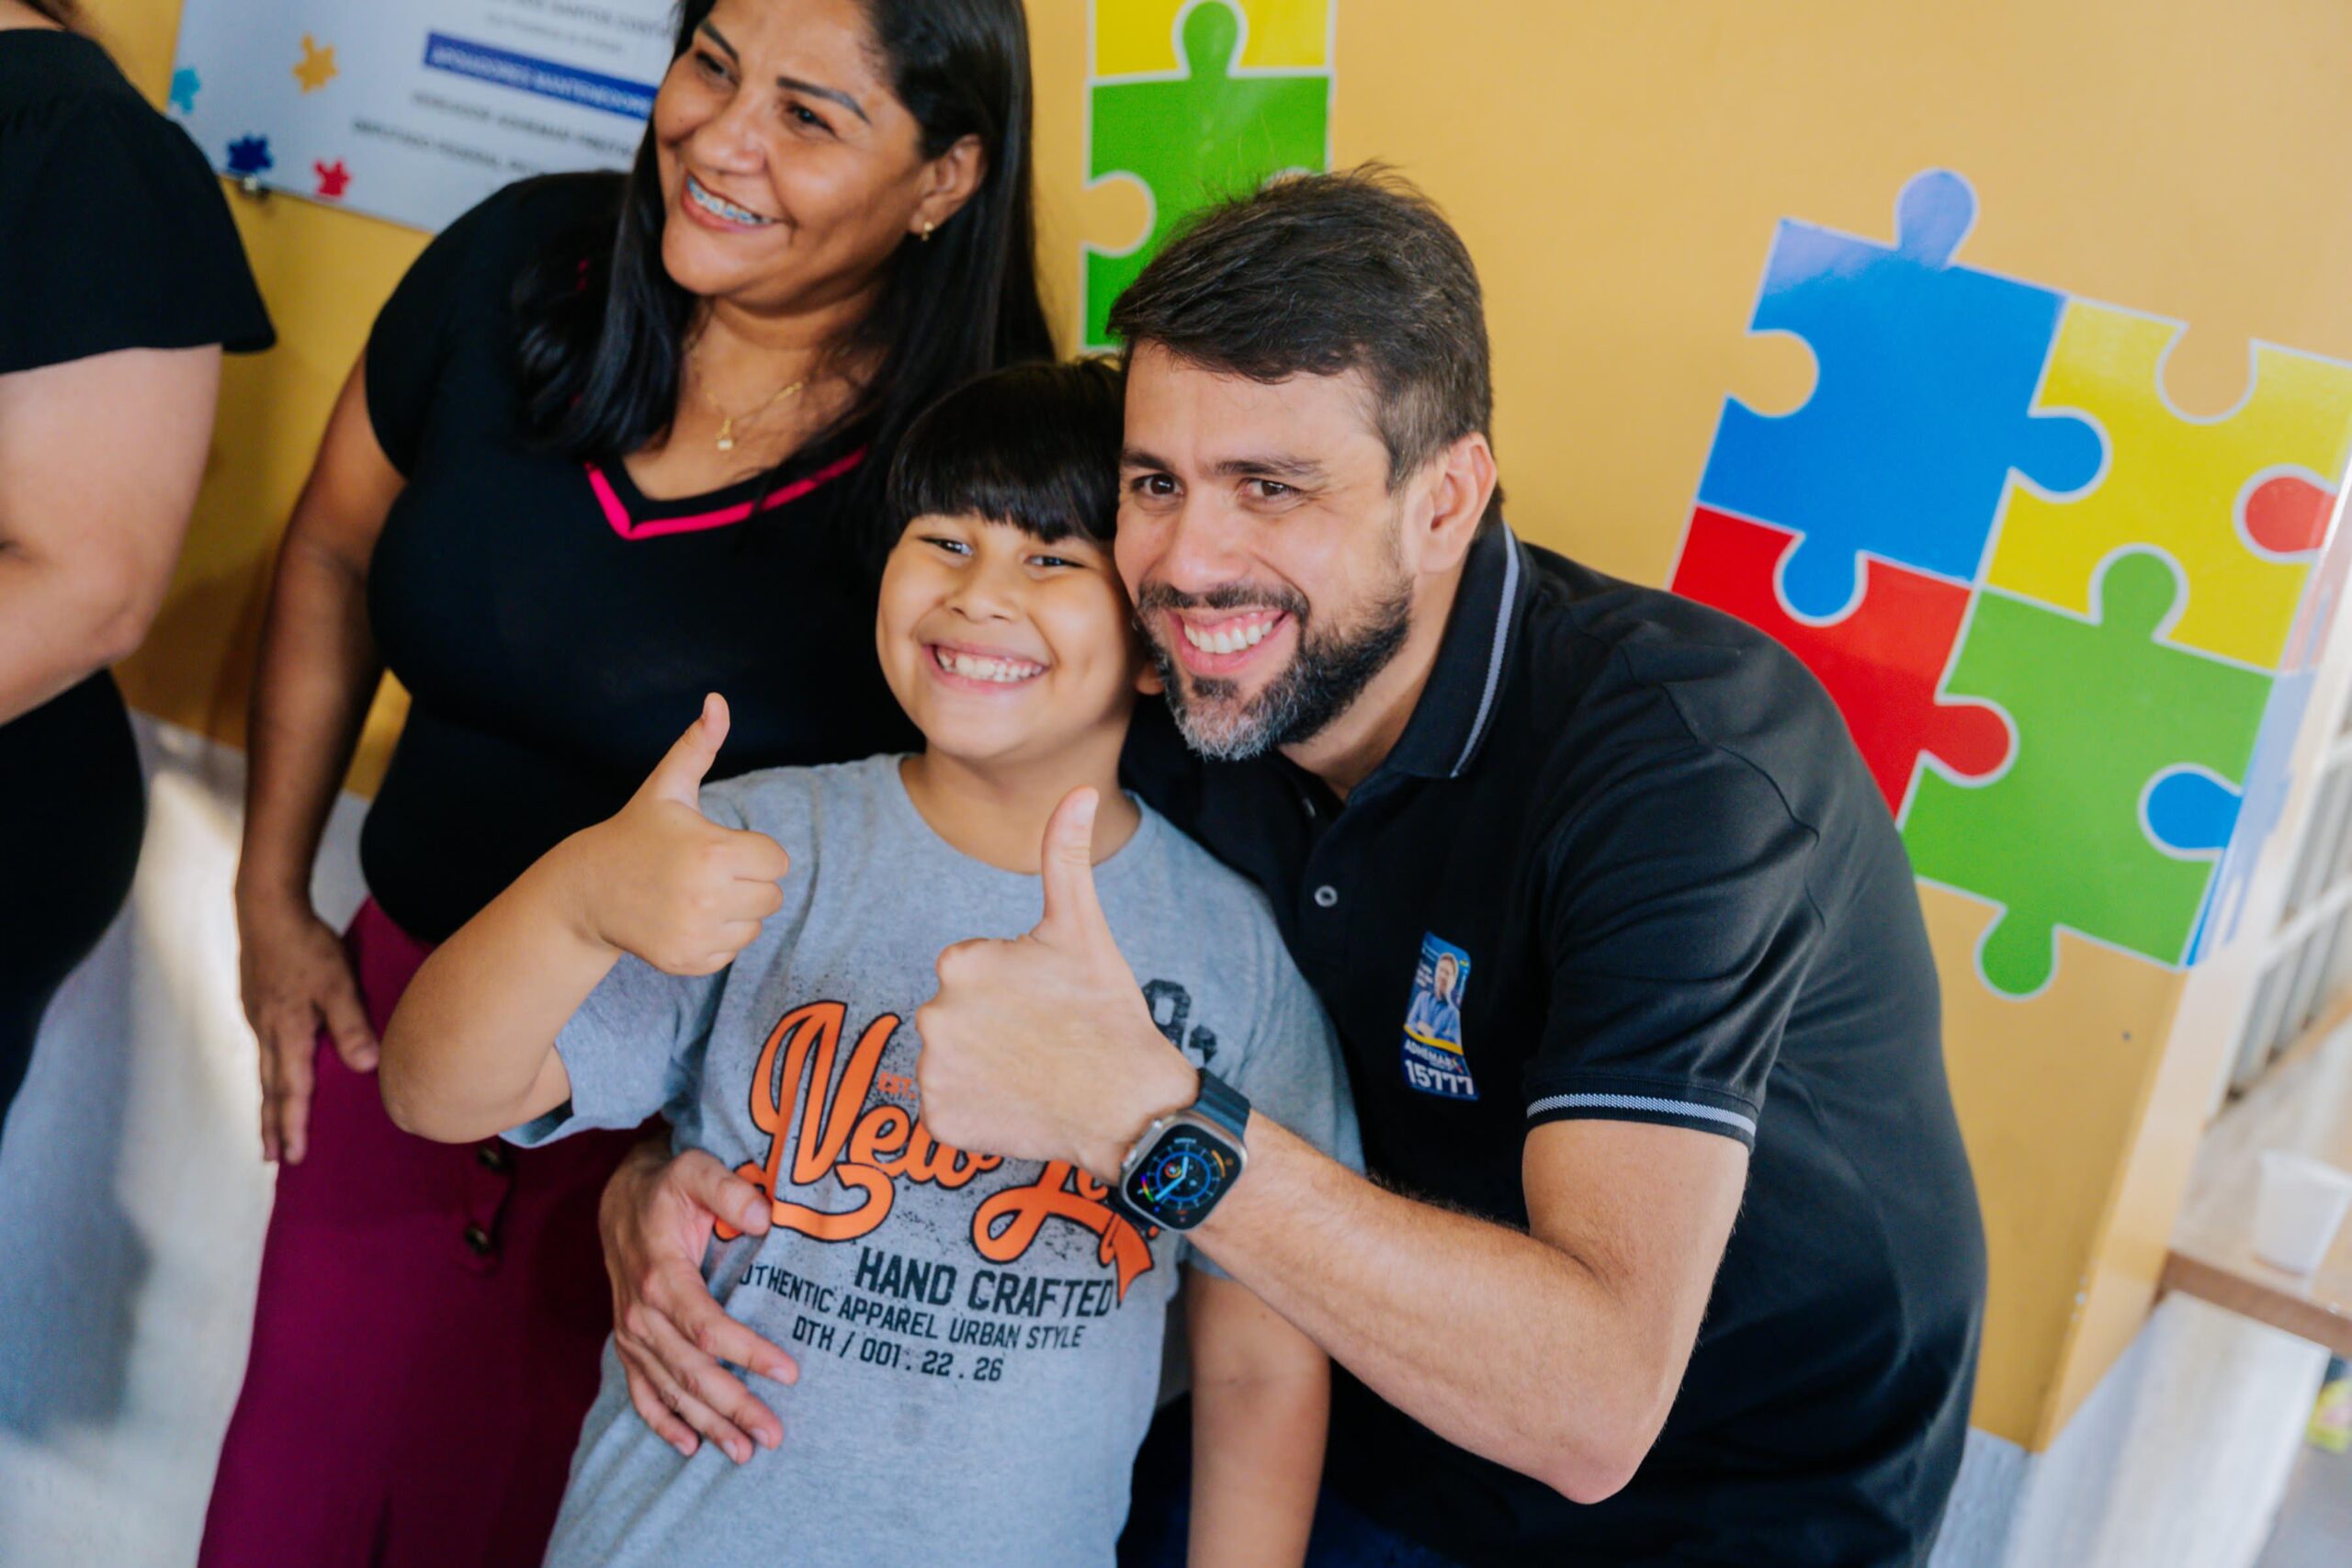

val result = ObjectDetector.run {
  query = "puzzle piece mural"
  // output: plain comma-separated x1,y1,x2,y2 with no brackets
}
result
1985,303,2352,670
1699,169,2103,618
1093,0,1330,74
1901,554,2269,997
1671,507,2008,816
1083,2,1331,349
1674,169,2352,998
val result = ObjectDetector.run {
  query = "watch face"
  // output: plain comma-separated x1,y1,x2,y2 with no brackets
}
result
1123,1122,1241,1230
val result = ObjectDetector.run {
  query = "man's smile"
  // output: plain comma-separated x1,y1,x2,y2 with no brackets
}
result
1163,609,1293,677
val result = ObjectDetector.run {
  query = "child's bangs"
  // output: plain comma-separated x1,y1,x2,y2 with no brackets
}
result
888,359,1126,547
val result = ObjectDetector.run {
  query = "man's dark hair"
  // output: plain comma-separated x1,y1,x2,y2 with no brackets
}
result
1108,165,1500,525
887,358,1126,546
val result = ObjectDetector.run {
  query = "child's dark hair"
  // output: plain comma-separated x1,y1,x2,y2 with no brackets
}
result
887,358,1126,547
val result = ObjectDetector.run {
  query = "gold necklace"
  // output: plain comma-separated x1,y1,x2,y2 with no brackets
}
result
693,352,808,454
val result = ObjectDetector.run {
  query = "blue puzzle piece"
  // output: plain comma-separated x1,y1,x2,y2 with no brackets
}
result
225,134,273,176
168,66,199,115
2145,767,2243,856
1699,169,2104,618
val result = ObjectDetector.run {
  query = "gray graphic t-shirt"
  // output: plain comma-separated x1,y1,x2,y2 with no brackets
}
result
513,754,1358,1568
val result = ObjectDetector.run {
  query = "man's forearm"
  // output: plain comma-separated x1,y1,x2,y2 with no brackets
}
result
1191,1117,1674,1503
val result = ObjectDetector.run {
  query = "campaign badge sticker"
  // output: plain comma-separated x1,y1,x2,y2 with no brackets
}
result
1400,933,1477,1100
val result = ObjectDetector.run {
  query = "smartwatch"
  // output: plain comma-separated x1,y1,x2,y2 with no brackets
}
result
1111,1070,1251,1232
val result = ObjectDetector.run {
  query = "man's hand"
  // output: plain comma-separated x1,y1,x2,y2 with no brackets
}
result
561,694,793,976
601,1140,800,1463
915,787,1198,1182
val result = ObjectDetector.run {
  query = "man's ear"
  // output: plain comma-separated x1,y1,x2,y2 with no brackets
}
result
1134,655,1167,697
910,133,987,240
1405,432,1499,576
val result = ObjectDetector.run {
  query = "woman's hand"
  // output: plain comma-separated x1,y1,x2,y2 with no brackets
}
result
601,1137,798,1462
235,893,377,1165
560,694,792,977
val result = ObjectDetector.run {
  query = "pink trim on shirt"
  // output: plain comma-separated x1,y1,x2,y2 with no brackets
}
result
585,448,867,541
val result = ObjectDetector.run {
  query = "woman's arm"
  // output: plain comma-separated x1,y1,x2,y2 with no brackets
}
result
0,344,221,723
232,357,405,1163
379,694,791,1143
1183,1269,1329,1568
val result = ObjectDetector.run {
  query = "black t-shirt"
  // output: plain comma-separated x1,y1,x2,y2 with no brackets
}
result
0,26,272,1086
0,29,273,374
1128,525,1987,1566
358,174,915,942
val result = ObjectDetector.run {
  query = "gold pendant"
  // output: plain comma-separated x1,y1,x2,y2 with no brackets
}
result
716,417,735,453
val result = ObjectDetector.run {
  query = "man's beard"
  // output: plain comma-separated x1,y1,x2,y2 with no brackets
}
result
1137,574,1414,761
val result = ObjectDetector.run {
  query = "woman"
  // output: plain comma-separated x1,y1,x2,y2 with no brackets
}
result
202,2,1049,1562
0,0,271,1132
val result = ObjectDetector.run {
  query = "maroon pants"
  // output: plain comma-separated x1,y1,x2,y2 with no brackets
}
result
198,899,643,1568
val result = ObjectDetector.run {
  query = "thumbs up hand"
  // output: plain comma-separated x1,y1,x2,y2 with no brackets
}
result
915,788,1199,1182
566,694,794,976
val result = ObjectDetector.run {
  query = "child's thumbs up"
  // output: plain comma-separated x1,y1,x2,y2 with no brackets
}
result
639,693,729,811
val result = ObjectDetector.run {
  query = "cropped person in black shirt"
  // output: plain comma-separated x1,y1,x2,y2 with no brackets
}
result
0,0,271,1136
201,3,1050,1563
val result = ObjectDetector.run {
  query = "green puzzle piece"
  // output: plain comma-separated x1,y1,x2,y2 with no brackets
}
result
1902,551,2271,997
1084,2,1329,349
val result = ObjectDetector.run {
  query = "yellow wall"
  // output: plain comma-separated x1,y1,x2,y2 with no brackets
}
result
91,0,2352,1451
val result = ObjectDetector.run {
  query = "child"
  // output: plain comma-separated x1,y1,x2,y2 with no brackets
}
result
379,360,1358,1568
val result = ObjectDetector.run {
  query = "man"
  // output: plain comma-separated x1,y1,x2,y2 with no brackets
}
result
598,170,1987,1565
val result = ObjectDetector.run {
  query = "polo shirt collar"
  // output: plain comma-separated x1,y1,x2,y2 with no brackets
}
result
1379,520,1529,782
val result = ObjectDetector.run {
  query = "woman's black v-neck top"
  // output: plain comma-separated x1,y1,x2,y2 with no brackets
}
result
359,174,916,942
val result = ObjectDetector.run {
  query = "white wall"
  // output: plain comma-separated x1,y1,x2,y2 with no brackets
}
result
1932,1296,2325,1568
0,718,366,1567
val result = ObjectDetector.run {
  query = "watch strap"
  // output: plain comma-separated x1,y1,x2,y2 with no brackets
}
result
1192,1070,1250,1142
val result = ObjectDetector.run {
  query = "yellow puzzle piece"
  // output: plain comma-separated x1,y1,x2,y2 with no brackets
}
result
1092,0,1330,77
1986,300,2352,670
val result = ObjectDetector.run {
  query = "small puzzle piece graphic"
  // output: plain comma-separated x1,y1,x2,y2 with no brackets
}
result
2144,767,2242,856
1083,2,1329,348
225,134,273,177
293,34,338,94
2244,473,2336,557
168,66,199,115
1903,550,2272,997
314,158,351,199
1093,0,1330,75
1671,506,2008,818
1987,301,2352,670
1700,169,2102,618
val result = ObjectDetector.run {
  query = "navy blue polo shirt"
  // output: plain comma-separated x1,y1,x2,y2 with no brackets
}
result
1127,524,1987,1566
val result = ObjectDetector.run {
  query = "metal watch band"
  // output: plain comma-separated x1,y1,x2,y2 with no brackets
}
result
1191,1070,1251,1142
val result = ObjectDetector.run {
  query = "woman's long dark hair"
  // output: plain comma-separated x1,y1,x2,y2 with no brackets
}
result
513,0,1052,567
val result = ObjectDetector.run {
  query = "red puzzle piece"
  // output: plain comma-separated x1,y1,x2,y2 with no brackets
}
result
314,158,351,199
2244,473,2334,557
1671,506,2010,817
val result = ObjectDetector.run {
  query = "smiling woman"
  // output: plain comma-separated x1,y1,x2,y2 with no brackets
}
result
199,4,1050,1565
